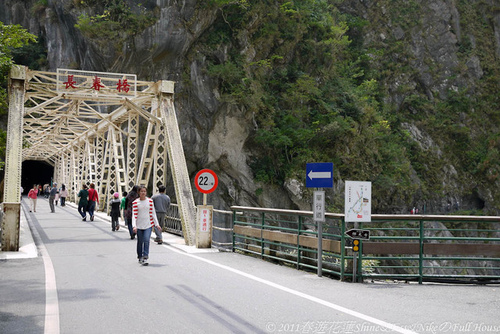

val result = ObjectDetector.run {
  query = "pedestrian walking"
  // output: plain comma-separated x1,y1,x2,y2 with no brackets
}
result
109,192,121,231
78,184,89,221
132,185,161,266
49,183,58,213
55,188,60,206
87,183,99,221
124,186,139,239
59,184,68,207
28,184,38,212
151,185,170,245
120,191,127,219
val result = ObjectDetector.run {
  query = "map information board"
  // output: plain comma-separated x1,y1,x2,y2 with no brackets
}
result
345,181,372,222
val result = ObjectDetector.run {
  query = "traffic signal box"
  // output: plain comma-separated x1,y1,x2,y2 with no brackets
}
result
352,239,360,252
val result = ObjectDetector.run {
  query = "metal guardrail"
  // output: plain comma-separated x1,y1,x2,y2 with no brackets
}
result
231,206,500,284
166,204,234,250
165,204,183,236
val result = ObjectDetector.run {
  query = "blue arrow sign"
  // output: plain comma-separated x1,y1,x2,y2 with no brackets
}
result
306,162,333,188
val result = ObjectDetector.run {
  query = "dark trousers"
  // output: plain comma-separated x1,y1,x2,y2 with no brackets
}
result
78,203,87,218
126,218,135,239
60,197,66,206
49,196,55,212
136,227,152,260
87,201,96,218
111,213,119,231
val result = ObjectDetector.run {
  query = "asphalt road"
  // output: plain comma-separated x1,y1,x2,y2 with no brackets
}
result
1,197,499,334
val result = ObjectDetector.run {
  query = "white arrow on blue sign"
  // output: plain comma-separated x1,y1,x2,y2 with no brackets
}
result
306,162,333,188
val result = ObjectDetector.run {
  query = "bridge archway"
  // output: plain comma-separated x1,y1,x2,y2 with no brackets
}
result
2,66,196,250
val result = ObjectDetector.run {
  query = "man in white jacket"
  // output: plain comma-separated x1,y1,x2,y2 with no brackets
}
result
132,186,161,266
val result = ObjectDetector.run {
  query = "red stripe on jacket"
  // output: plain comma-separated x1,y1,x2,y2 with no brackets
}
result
132,198,156,227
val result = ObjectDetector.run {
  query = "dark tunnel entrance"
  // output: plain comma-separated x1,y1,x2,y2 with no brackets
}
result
21,160,54,195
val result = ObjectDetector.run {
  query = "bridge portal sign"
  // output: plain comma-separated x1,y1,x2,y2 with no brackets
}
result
306,162,333,188
57,68,137,98
344,181,372,222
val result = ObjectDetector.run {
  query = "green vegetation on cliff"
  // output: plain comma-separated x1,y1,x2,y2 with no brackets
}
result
1,0,498,213
199,1,419,211
75,0,158,48
198,0,500,213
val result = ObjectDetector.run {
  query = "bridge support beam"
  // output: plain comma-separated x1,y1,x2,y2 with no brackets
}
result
1,66,26,251
159,82,196,246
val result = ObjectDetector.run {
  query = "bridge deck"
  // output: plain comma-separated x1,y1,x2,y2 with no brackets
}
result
0,197,499,333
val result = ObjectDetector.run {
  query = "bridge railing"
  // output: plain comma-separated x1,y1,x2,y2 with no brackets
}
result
231,206,500,283
165,204,234,250
165,204,183,236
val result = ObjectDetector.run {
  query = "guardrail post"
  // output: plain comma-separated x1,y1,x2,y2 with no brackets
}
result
297,216,302,270
232,210,236,252
341,218,346,281
419,220,424,284
358,222,363,283
261,212,265,259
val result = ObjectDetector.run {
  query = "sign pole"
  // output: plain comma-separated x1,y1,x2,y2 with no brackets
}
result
352,249,358,283
313,189,325,277
352,222,358,283
318,219,323,277
194,169,218,248
306,163,333,278
344,181,372,283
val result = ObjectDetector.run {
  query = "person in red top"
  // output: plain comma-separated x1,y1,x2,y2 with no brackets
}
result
28,184,38,212
87,183,99,221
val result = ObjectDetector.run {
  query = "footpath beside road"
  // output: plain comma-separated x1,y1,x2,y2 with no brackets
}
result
1,197,499,334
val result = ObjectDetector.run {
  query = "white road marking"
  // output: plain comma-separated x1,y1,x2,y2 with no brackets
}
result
166,245,417,334
27,217,60,334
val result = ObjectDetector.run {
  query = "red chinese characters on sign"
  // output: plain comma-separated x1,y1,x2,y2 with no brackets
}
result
62,74,133,94
91,76,105,91
201,209,209,232
64,75,77,89
116,79,130,93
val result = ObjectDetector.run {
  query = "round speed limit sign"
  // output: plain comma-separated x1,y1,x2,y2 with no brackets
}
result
194,169,218,194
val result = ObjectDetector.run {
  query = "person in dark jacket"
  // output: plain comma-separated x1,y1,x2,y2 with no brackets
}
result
109,192,121,231
124,185,139,239
49,183,58,213
78,184,89,221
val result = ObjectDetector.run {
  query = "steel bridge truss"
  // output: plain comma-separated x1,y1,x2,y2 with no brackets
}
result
2,66,196,248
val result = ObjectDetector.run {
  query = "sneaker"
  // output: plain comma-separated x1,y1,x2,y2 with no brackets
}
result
157,240,163,245
82,217,86,221
90,215,94,221
142,258,149,266
138,257,143,264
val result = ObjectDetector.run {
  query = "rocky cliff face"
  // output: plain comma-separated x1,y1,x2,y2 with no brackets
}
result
1,0,499,214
